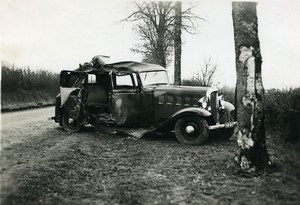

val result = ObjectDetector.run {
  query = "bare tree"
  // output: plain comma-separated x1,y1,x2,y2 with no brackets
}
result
199,57,217,87
174,1,182,85
232,2,271,171
182,57,217,87
124,1,202,68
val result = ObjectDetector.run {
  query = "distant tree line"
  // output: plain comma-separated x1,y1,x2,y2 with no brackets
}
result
1,62,60,110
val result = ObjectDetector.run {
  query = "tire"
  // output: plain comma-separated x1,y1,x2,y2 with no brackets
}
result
62,112,82,132
175,116,209,145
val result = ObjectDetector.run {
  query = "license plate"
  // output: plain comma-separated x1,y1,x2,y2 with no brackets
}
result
225,122,234,128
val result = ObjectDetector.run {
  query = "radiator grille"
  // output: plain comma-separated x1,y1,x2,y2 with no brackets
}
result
210,92,219,124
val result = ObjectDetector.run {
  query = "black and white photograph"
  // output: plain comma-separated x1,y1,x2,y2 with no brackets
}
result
1,0,299,204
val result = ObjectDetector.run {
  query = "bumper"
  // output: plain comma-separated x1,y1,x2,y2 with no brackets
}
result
209,121,237,130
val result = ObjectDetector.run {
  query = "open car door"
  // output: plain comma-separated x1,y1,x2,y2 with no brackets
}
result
60,70,88,132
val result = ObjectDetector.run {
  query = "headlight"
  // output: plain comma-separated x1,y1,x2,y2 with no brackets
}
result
199,96,208,108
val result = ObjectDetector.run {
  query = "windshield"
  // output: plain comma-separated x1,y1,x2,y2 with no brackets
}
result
139,71,169,87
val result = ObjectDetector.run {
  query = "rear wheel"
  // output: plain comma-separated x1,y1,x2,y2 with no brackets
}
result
62,112,82,132
175,116,209,145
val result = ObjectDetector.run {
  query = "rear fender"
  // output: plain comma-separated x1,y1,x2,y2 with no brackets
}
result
153,107,212,132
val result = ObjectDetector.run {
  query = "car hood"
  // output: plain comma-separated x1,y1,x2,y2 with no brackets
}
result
152,85,211,97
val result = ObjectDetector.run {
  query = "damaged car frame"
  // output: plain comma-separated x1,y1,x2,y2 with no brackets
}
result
53,56,237,145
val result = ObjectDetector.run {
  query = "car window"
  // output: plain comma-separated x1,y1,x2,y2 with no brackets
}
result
139,71,169,86
61,72,86,88
114,74,134,89
88,74,96,84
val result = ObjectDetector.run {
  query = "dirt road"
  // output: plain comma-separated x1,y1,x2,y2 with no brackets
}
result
1,107,299,205
1,107,56,151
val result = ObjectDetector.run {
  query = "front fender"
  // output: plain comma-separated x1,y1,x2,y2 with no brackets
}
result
219,101,236,123
223,101,235,113
171,107,211,118
152,107,212,132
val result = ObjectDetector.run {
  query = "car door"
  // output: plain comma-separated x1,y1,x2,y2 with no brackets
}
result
111,73,140,125
139,88,155,125
60,70,88,122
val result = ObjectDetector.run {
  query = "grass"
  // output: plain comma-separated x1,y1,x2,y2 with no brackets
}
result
1,127,299,205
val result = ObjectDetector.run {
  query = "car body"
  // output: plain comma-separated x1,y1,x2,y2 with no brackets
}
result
53,56,237,145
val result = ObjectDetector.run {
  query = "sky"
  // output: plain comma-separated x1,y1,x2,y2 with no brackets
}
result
1,0,300,89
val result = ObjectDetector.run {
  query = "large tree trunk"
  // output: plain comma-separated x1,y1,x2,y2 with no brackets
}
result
157,32,166,68
174,1,182,85
232,2,271,170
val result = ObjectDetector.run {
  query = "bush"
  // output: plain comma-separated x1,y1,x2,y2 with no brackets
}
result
220,86,300,143
181,72,213,87
264,88,300,142
182,78,206,87
1,62,60,110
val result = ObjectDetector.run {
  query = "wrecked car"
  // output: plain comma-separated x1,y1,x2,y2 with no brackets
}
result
53,56,237,145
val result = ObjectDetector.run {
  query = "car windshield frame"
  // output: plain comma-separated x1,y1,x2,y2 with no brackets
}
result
139,70,169,87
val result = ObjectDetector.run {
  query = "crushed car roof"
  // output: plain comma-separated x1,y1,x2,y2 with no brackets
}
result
75,61,166,74
107,61,166,73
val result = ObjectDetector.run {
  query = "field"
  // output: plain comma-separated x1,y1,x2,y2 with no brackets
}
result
1,107,300,205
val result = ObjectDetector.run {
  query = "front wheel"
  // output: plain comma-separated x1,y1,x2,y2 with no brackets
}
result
175,116,209,145
62,112,82,132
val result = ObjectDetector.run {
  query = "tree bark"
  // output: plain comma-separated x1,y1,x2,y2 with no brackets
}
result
232,2,271,170
174,1,182,85
157,9,167,68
